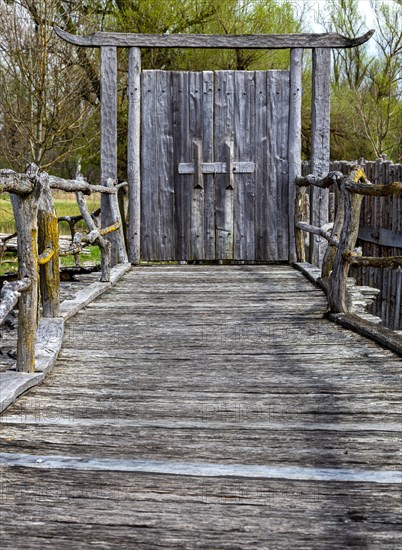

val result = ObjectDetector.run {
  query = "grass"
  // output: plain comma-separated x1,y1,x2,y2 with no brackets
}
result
0,246,101,276
0,192,102,275
0,193,100,236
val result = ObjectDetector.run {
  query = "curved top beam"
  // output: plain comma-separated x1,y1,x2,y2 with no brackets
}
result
54,27,374,50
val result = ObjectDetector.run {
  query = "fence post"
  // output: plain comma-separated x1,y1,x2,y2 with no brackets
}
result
328,170,365,313
10,168,41,372
38,172,60,317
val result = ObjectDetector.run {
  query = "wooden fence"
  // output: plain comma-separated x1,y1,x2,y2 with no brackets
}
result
301,158,402,329
0,165,127,372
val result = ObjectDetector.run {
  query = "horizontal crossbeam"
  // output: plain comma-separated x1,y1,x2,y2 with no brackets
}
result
54,27,374,50
178,162,255,175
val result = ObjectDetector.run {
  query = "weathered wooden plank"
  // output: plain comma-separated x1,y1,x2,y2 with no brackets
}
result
55,27,375,49
233,71,256,260
141,71,160,260
214,71,235,260
189,73,205,260
127,47,141,264
100,47,119,265
172,71,191,261
178,161,255,174
266,72,280,260
310,48,331,268
276,71,290,260
157,71,175,260
288,49,303,263
255,71,268,261
202,71,215,260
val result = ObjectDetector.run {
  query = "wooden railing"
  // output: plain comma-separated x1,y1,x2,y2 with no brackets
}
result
0,164,127,372
295,165,402,314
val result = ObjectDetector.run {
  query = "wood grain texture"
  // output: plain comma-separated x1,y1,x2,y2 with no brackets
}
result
127,47,141,264
54,27,375,49
141,70,290,262
100,47,119,265
310,48,331,268
10,185,41,372
0,264,401,548
288,49,303,262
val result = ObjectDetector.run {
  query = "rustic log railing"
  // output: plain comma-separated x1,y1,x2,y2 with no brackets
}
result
295,165,402,314
0,165,127,373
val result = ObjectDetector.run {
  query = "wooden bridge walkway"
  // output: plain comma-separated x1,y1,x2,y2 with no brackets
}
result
0,265,401,548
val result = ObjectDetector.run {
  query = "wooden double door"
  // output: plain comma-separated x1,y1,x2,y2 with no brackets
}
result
140,70,290,262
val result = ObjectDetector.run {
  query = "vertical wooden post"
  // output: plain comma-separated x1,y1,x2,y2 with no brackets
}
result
310,48,331,268
100,46,119,265
329,184,364,313
76,191,112,282
11,175,41,372
288,48,303,262
321,183,345,278
38,173,60,317
127,47,141,264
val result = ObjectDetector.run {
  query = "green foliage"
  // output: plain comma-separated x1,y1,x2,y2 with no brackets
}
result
0,0,400,174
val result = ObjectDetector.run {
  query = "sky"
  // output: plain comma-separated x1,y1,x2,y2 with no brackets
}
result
292,0,376,31
290,0,384,52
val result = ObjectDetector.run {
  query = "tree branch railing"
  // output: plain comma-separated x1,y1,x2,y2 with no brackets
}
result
295,165,402,314
0,165,128,373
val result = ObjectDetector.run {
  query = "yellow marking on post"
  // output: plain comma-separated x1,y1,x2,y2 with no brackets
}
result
354,168,366,182
38,248,55,265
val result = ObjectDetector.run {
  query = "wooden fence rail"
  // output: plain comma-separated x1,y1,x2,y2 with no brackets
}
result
300,158,402,329
296,162,402,320
0,165,127,373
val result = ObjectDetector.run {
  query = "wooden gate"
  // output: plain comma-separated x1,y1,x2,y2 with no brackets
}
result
141,70,290,262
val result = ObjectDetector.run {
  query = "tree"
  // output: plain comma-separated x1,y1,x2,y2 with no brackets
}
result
317,0,402,162
0,1,103,172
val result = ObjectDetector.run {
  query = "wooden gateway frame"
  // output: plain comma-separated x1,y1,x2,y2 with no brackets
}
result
55,27,374,265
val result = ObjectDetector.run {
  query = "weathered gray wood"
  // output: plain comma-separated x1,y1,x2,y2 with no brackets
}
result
48,175,118,194
76,191,111,282
10,179,41,372
0,169,35,194
345,255,402,268
1,264,402,550
105,179,128,264
296,171,344,188
141,70,290,262
310,48,331,268
100,47,119,265
127,47,141,264
140,70,158,261
189,73,205,260
0,278,31,325
0,372,43,413
288,49,303,262
329,170,365,313
214,71,232,259
255,71,268,261
202,72,215,260
178,161,255,174
296,222,338,247
55,27,375,49
171,71,190,261
330,312,402,357
276,71,290,260
233,71,256,261
266,71,290,261
157,71,175,260
37,173,60,318
322,183,345,278
346,180,402,196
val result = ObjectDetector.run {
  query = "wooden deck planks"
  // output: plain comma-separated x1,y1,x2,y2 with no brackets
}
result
1,265,401,548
